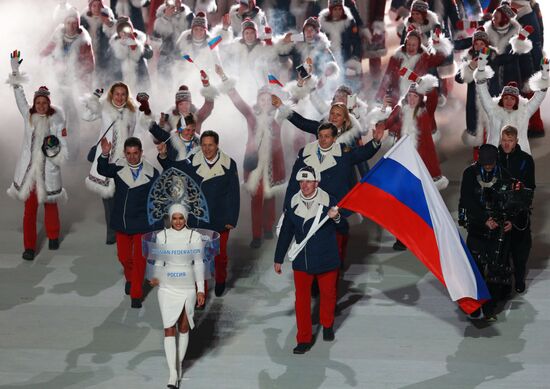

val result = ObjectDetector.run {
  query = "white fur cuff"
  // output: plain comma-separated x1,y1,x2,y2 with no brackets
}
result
474,66,494,83
461,129,484,147
201,84,219,100
6,72,29,86
218,78,236,94
528,70,550,91
510,36,533,55
416,74,439,95
432,36,453,57
277,104,293,121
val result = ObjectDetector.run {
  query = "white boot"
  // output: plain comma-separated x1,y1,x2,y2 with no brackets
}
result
178,331,190,381
164,336,178,387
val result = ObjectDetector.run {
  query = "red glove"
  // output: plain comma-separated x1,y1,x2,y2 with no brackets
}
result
200,70,210,87
264,26,273,46
518,25,534,41
136,92,151,115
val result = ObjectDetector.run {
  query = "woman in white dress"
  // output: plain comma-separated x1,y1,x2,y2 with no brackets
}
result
149,204,206,389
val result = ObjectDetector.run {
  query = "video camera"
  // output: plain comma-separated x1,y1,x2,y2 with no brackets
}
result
483,178,533,222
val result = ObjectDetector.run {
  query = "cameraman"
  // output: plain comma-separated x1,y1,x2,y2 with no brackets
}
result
498,126,535,294
459,144,512,320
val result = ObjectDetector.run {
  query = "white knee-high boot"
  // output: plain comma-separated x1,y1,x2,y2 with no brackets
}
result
177,331,189,379
164,336,178,386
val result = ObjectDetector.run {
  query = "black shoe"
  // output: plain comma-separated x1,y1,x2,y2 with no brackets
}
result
249,238,262,249
167,385,178,389
323,326,335,341
393,240,407,251
467,308,483,320
131,298,142,309
124,281,131,296
215,282,226,297
515,281,526,294
485,314,498,322
48,239,59,250
264,231,274,240
293,343,311,354
22,249,35,261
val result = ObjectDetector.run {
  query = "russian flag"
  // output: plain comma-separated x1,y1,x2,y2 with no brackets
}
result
182,54,194,63
338,136,490,314
207,35,222,50
268,74,284,87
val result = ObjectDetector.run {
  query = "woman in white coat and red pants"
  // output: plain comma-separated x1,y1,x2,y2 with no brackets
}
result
7,51,68,261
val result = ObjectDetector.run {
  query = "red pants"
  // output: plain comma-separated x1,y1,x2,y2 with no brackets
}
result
369,58,382,79
215,230,230,283
23,189,60,250
116,232,145,299
336,232,349,263
293,269,338,344
251,182,275,239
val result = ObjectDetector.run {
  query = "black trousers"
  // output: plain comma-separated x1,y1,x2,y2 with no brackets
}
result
102,197,116,241
510,225,532,284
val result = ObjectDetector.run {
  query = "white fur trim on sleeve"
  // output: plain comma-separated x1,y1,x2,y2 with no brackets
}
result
457,59,475,84
474,66,494,83
461,129,484,147
345,58,363,75
287,76,317,101
366,106,391,127
325,61,340,79
6,72,29,86
434,175,449,191
200,84,219,100
218,78,236,94
510,36,533,55
528,70,550,91
432,36,453,57
416,74,439,95
276,104,293,121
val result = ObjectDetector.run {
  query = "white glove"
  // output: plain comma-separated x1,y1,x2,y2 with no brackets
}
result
477,48,490,72
10,50,23,74
93,88,104,98
542,58,549,80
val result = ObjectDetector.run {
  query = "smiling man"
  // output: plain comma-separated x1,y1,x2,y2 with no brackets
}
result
157,130,240,298
97,136,162,308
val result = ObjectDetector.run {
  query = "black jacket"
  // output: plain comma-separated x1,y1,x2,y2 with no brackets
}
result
97,156,162,234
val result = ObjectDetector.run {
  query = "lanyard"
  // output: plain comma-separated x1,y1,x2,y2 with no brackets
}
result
131,164,143,181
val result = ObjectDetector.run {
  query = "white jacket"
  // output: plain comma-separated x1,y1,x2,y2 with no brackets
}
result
476,80,546,155
7,83,67,203
81,94,139,198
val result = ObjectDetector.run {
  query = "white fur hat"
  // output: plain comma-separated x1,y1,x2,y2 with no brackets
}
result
168,203,189,220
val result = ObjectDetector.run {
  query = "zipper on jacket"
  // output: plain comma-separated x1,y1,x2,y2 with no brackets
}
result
301,221,308,271
123,189,129,231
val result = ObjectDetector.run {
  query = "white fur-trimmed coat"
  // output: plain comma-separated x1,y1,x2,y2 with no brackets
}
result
174,28,228,85
229,4,268,37
483,19,532,56
404,10,440,47
7,84,68,203
81,94,140,198
221,39,279,88
475,75,546,155
109,29,149,91
153,4,193,45
41,24,94,89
